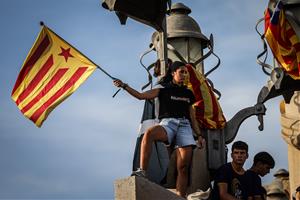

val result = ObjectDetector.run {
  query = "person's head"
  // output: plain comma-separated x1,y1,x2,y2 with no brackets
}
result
252,151,275,177
231,141,249,166
170,61,188,85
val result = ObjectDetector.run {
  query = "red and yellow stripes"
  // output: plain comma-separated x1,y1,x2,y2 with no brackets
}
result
185,64,226,129
265,2,300,79
11,35,51,96
11,26,96,127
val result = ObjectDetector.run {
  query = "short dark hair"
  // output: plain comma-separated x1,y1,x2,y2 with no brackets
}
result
231,141,248,152
253,151,275,168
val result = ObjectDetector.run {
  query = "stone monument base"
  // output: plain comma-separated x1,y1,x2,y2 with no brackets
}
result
114,176,185,200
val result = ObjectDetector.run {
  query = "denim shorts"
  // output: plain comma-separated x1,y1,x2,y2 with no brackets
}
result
159,118,196,148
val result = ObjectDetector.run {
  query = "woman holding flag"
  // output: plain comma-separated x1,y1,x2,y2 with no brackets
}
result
113,61,204,198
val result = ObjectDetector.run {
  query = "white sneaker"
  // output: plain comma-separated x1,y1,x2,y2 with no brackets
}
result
187,188,211,200
131,168,147,178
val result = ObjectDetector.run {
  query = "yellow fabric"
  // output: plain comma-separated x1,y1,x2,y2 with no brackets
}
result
265,3,300,79
185,64,226,129
11,26,96,127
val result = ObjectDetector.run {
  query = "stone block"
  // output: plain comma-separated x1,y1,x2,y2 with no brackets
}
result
114,176,185,200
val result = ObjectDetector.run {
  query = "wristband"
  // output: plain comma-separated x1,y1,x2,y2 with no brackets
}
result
122,83,128,90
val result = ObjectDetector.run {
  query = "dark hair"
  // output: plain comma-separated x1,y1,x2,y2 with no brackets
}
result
253,151,275,168
231,141,248,152
170,61,185,72
158,61,185,86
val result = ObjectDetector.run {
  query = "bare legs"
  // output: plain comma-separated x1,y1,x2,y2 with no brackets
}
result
139,125,193,198
176,146,193,197
140,125,168,170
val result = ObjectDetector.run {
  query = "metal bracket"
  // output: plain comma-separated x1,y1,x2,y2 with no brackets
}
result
224,103,266,144
257,68,300,104
205,103,266,170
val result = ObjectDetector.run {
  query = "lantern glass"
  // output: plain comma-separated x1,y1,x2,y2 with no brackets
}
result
168,37,204,73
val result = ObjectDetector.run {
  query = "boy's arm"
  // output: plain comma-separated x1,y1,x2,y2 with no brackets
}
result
218,183,239,200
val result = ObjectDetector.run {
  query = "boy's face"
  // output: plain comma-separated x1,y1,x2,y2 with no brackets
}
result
231,149,248,166
258,163,272,177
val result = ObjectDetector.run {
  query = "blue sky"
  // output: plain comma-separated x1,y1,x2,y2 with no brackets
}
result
0,0,288,199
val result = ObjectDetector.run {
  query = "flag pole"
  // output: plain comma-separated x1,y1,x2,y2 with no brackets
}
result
39,21,121,97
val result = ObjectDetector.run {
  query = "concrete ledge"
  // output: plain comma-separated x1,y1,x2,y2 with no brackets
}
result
114,176,185,200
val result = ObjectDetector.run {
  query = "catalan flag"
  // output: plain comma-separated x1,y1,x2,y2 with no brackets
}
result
11,25,96,127
265,1,300,79
185,64,226,129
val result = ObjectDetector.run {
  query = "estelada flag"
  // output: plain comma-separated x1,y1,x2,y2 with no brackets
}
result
265,1,300,79
185,64,226,129
11,25,96,127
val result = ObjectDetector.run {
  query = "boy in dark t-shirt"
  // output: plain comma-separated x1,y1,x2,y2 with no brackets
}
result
245,151,275,200
211,141,249,200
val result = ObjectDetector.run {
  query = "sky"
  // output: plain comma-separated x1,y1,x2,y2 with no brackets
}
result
0,0,289,199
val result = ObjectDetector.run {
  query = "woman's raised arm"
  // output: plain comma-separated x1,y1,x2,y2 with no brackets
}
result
113,79,160,100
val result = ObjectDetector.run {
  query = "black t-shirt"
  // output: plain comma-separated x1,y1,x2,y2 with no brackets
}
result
158,83,195,120
244,170,265,198
211,163,248,200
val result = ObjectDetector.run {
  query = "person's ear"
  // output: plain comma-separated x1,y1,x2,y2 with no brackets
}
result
246,152,249,159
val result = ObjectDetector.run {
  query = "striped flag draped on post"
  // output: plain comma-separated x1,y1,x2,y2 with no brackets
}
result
265,1,300,79
185,64,226,129
11,26,96,127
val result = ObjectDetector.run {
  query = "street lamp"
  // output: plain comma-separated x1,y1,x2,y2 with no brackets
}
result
151,3,210,75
